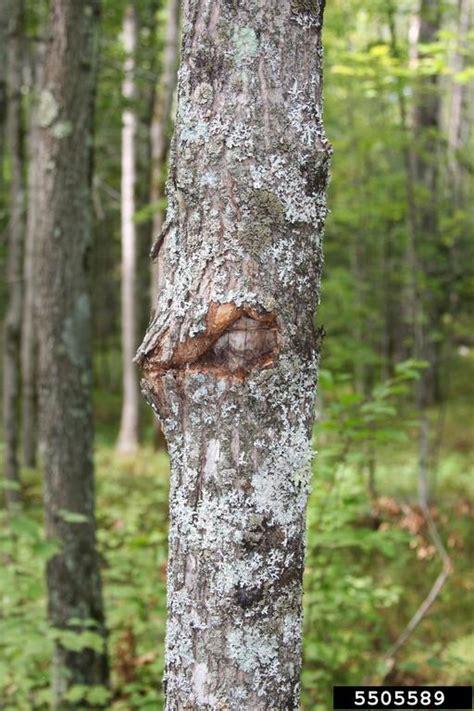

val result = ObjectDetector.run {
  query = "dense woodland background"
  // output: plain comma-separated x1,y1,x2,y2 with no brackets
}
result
0,0,473,708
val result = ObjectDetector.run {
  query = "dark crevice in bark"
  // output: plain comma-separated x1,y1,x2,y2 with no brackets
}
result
140,301,280,379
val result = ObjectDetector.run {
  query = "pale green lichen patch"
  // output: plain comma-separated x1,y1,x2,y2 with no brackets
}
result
227,627,279,675
51,120,73,139
233,26,258,64
62,293,91,368
38,89,59,127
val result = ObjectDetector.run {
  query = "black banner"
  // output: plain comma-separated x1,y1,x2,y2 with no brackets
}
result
333,686,472,710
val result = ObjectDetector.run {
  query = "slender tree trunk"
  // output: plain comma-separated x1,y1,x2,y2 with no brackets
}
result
0,1,7,174
388,0,442,406
21,45,45,470
3,0,25,508
35,1,109,706
442,0,472,350
149,0,180,300
411,0,442,406
149,0,180,450
135,0,159,347
447,0,470,195
21,150,38,469
137,2,331,707
117,4,140,453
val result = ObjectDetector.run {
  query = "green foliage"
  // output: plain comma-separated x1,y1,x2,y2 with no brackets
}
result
96,446,169,709
1,367,472,708
64,685,112,706
0,446,169,710
318,0,474,402
302,365,421,708
0,0,472,707
0,507,52,710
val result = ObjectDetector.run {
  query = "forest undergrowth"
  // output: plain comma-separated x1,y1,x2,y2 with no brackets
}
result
1,373,472,710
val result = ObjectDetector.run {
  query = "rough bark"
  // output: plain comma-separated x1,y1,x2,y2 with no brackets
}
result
35,0,109,706
117,4,140,453
137,1,330,708
3,0,25,508
150,0,180,299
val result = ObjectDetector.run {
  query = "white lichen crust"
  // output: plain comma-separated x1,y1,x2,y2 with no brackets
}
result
137,1,331,708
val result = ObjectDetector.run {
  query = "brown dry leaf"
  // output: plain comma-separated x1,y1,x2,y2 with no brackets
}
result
375,496,401,517
399,506,425,535
135,651,157,666
115,626,136,684
416,544,435,560
159,560,168,582
448,533,464,549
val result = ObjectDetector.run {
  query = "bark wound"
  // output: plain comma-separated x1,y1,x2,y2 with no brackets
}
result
141,302,279,383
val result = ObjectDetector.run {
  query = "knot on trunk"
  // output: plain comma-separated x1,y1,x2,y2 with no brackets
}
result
140,301,280,381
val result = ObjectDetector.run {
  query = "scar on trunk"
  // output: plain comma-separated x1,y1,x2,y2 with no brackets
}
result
141,301,280,380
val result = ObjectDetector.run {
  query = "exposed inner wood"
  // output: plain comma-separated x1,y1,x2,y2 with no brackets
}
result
143,301,279,379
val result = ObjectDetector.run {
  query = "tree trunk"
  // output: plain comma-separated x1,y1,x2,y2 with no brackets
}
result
411,0,441,239
149,0,180,300
3,0,25,508
447,0,470,195
408,0,441,407
21,148,38,470
117,3,140,453
35,0,109,706
0,1,7,175
21,44,45,470
410,0,442,406
389,0,442,406
137,2,331,707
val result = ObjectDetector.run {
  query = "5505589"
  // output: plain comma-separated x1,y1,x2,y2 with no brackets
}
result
333,685,473,710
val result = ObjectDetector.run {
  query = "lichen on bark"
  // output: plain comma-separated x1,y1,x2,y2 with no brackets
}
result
138,1,331,708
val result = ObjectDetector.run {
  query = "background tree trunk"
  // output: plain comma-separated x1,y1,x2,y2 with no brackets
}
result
410,0,442,406
117,4,140,453
0,1,7,177
388,0,442,406
447,0,470,194
21,42,45,470
137,1,330,707
3,0,25,508
35,0,109,705
149,0,180,300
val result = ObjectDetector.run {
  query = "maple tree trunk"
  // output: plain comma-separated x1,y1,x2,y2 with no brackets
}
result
137,1,331,707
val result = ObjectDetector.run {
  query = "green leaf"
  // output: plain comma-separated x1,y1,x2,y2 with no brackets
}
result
51,629,106,654
32,539,62,560
58,510,89,524
64,685,88,703
9,515,41,540
86,685,112,704
0,478,21,491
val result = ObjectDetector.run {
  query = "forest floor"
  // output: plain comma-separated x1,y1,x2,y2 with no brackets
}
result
0,400,473,710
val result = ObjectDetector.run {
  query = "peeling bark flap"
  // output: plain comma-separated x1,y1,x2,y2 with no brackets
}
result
140,301,280,379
